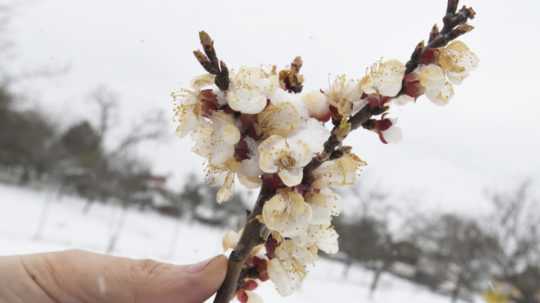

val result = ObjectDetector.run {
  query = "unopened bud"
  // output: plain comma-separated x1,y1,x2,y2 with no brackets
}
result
222,230,241,251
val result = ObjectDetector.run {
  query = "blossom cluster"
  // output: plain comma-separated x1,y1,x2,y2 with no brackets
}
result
173,34,477,302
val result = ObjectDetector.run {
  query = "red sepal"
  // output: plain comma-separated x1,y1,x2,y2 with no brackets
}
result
199,89,219,118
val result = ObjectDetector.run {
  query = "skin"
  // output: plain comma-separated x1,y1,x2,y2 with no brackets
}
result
0,250,227,303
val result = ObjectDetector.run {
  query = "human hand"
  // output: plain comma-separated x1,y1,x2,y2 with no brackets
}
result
0,250,227,303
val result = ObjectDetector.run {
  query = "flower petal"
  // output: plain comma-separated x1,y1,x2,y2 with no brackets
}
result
302,90,330,121
222,230,241,251
360,59,406,97
268,259,303,297
228,88,268,114
425,81,455,106
258,135,285,173
278,167,303,187
217,172,235,203
262,190,312,237
257,102,301,137
416,64,446,92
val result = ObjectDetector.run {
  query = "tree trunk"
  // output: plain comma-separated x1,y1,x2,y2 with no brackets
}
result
342,257,353,279
166,216,182,259
106,204,129,253
33,189,55,241
82,199,94,215
451,274,463,303
19,166,30,185
370,261,391,296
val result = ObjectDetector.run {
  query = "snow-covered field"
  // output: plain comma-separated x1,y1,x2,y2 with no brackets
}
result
0,183,453,302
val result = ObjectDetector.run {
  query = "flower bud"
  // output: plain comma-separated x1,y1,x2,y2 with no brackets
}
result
222,230,241,251
302,90,331,122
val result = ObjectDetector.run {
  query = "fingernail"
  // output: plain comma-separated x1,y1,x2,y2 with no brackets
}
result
186,256,216,273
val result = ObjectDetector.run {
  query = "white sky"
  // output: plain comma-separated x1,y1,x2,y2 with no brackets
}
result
6,0,540,215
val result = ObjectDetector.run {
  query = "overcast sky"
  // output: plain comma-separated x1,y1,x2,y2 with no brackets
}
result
6,0,540,216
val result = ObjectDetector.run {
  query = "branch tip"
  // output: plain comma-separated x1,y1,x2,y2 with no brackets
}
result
430,24,440,42
291,56,303,73
193,31,230,91
199,31,214,47
446,0,459,15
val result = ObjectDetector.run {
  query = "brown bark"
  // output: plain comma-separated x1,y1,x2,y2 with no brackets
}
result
213,180,276,303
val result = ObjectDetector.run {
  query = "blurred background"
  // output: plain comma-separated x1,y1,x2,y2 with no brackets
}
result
0,0,539,302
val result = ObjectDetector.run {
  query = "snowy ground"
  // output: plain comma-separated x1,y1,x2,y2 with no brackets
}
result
0,183,455,303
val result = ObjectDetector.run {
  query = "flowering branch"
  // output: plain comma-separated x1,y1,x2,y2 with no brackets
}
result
405,0,475,73
173,1,478,302
303,0,476,185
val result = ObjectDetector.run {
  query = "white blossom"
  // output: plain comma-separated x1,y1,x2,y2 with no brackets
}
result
302,90,331,121
437,40,479,84
205,163,240,204
270,89,309,119
326,75,362,118
227,66,279,114
293,225,340,254
262,190,312,237
275,239,318,265
268,239,317,296
222,229,241,251
289,118,329,155
237,160,262,189
172,74,215,137
257,102,302,138
216,171,235,203
425,80,455,106
305,188,341,226
416,64,445,91
360,59,406,97
191,112,240,166
415,64,454,106
267,258,305,297
313,152,367,189
258,135,312,187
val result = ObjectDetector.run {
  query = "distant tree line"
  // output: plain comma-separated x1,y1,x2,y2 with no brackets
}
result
335,181,540,303
1,3,252,235
0,83,250,224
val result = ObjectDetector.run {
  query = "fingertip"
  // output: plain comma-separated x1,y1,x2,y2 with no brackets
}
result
186,255,228,302
212,255,228,273
199,255,228,287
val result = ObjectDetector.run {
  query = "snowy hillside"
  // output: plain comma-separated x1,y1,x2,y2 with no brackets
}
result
0,183,455,303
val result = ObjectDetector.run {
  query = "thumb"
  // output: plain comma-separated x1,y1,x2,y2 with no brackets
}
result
133,255,228,303
20,250,227,303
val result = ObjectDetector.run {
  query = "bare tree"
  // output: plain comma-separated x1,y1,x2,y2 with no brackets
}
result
337,185,389,279
486,181,540,303
90,86,119,139
110,110,168,157
410,214,498,302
